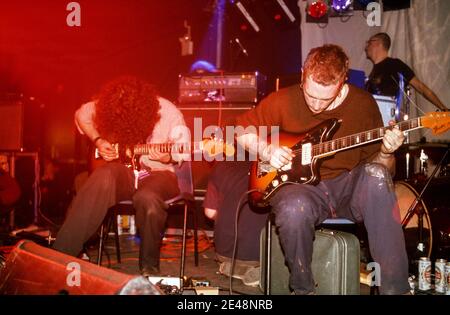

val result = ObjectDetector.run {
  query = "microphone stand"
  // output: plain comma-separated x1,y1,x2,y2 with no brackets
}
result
229,39,248,72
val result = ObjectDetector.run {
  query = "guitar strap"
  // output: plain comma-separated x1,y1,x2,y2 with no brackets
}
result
134,169,150,189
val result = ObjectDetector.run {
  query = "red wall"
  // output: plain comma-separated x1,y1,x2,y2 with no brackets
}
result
0,0,208,158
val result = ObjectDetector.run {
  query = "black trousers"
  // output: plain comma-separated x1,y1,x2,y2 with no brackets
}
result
53,162,179,271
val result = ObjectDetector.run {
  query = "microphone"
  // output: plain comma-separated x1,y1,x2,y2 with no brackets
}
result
234,38,248,57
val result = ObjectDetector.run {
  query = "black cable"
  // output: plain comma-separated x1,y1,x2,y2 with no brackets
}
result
229,188,259,295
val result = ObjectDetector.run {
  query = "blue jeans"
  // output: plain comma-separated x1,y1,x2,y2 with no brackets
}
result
270,163,410,295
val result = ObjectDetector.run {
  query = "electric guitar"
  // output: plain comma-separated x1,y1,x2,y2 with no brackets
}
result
91,138,235,171
249,112,450,208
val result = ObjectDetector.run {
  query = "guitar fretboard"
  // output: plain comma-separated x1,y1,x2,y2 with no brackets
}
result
133,142,202,154
312,117,422,157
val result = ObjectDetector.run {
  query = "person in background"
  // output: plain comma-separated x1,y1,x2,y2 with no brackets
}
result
203,160,268,287
365,32,448,111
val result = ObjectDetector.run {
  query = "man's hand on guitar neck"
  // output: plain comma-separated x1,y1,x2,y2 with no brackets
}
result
380,121,405,156
95,138,119,162
372,121,405,173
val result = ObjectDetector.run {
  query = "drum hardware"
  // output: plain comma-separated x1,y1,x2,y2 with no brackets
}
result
403,86,411,144
419,149,429,177
402,148,449,258
406,152,410,180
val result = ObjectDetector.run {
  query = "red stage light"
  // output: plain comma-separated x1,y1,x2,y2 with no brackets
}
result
308,1,329,19
274,14,282,21
240,23,248,31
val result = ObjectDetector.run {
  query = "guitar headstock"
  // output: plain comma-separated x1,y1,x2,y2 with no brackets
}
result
202,138,235,158
421,112,450,135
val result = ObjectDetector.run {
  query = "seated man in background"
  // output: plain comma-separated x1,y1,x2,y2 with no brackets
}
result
203,160,268,287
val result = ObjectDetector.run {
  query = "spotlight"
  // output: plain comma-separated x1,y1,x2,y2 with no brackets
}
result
307,1,328,19
331,0,352,12
276,0,296,23
329,0,353,17
235,1,260,32
306,1,329,23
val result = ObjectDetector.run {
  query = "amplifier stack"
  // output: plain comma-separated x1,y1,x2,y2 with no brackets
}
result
178,72,266,105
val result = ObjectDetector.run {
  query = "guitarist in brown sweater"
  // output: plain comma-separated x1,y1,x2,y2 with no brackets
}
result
236,44,410,295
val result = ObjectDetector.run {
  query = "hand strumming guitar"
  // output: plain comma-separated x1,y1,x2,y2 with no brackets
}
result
261,144,294,169
95,137,119,161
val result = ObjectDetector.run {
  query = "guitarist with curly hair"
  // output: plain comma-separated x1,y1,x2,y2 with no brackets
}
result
53,76,189,277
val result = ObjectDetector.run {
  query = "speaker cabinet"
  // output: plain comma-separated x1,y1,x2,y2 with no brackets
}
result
0,100,23,151
0,240,162,295
179,104,253,190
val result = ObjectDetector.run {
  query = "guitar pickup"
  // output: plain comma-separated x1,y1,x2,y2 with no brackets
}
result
301,143,312,165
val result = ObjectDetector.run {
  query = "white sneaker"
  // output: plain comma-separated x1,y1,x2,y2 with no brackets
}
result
242,267,260,287
81,253,90,261
218,261,247,280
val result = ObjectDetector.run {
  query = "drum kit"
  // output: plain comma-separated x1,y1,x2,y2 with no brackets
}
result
394,142,450,264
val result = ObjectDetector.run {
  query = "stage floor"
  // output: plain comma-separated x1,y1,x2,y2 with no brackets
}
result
82,231,373,295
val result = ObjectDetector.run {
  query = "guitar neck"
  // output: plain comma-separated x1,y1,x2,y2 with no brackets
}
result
133,142,201,155
313,117,423,157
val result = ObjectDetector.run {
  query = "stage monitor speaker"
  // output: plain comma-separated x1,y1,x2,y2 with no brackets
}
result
0,100,23,151
0,240,162,295
180,104,253,190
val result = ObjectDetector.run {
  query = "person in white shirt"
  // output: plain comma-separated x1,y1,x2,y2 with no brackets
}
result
53,76,189,276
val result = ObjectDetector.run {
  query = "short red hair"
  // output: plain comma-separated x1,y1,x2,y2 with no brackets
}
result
303,44,349,86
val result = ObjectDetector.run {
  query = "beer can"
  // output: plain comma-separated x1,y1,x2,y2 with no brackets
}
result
434,259,447,293
418,257,431,291
445,262,450,295
117,215,123,235
122,215,130,234
129,215,136,235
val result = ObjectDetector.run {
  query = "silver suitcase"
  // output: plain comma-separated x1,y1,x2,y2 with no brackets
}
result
260,227,360,295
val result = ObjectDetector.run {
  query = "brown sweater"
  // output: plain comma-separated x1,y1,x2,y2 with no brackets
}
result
236,84,383,180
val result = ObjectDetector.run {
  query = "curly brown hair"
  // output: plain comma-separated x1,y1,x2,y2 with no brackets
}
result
94,76,161,146
303,44,349,86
